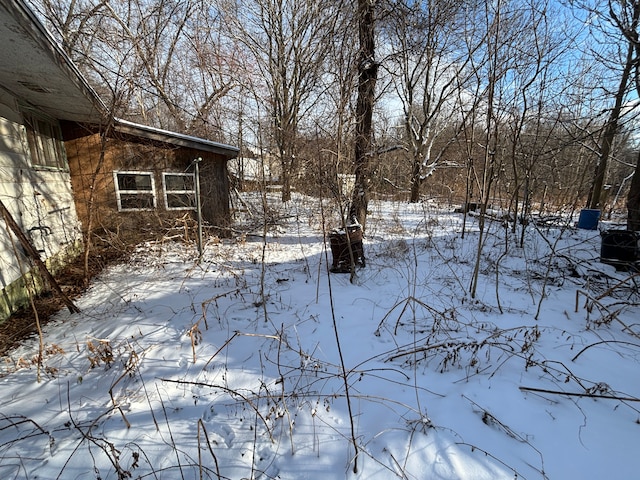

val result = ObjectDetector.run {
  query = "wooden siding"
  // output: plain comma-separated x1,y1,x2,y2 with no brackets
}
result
63,123,232,237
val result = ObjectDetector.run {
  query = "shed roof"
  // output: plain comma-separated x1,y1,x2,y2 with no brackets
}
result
114,118,239,159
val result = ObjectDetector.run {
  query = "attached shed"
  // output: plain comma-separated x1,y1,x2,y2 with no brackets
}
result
63,119,238,238
0,0,238,321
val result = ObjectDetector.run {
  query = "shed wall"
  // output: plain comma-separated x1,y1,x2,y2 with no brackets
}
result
63,123,231,238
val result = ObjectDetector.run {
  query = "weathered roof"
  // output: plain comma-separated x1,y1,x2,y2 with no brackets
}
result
0,0,107,123
113,118,239,159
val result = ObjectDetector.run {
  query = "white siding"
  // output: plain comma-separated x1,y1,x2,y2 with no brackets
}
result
0,89,82,293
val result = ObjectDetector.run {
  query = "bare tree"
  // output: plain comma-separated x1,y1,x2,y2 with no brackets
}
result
299,8,359,203
220,0,339,202
566,0,640,211
385,0,475,203
499,1,575,244
35,0,108,62
36,0,237,140
467,0,541,297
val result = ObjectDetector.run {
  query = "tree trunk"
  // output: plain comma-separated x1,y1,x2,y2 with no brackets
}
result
588,31,636,209
280,154,293,202
627,152,640,231
350,0,377,230
409,159,421,203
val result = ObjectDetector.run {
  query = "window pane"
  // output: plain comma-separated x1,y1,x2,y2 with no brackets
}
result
37,119,55,140
115,172,155,211
41,136,59,167
120,193,155,210
117,173,152,191
165,174,194,191
37,120,58,167
163,173,196,210
166,193,195,209
23,112,66,169
25,129,42,165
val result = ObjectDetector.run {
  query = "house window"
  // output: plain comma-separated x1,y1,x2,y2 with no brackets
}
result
23,111,67,170
114,171,156,211
163,173,196,210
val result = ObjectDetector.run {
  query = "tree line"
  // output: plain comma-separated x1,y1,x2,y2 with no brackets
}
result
33,0,640,230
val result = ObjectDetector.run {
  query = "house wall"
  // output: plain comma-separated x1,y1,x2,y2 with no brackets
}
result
0,89,83,321
63,124,231,238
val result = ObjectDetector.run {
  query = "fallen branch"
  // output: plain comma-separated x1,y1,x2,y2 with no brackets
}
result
520,386,640,402
595,272,640,301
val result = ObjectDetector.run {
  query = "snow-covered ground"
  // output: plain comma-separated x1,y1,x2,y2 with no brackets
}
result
1,194,638,479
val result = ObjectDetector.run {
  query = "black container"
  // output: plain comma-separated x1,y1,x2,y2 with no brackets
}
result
329,225,365,273
600,230,640,270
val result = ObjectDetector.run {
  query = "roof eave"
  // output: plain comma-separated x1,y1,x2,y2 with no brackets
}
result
0,0,109,123
113,118,239,159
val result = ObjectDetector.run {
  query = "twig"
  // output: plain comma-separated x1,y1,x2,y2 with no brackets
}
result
385,340,456,363
156,384,186,479
197,419,221,479
320,197,360,473
454,442,531,479
519,386,640,402
595,272,640,301
135,359,160,432
203,331,239,369
571,340,640,362
58,382,129,480
159,378,275,443
463,395,545,478
374,295,445,336
575,289,608,313
3,215,45,381
200,288,244,331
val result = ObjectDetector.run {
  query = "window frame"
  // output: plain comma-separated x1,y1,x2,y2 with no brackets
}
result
113,171,157,212
162,172,196,211
22,109,68,171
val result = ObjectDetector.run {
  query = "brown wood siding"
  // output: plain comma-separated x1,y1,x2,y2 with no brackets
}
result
63,124,108,230
62,122,231,236
200,157,230,227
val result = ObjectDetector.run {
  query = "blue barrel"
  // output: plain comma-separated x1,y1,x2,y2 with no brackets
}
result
578,209,600,230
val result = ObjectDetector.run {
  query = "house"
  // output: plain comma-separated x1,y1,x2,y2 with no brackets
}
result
228,152,281,189
0,0,238,321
